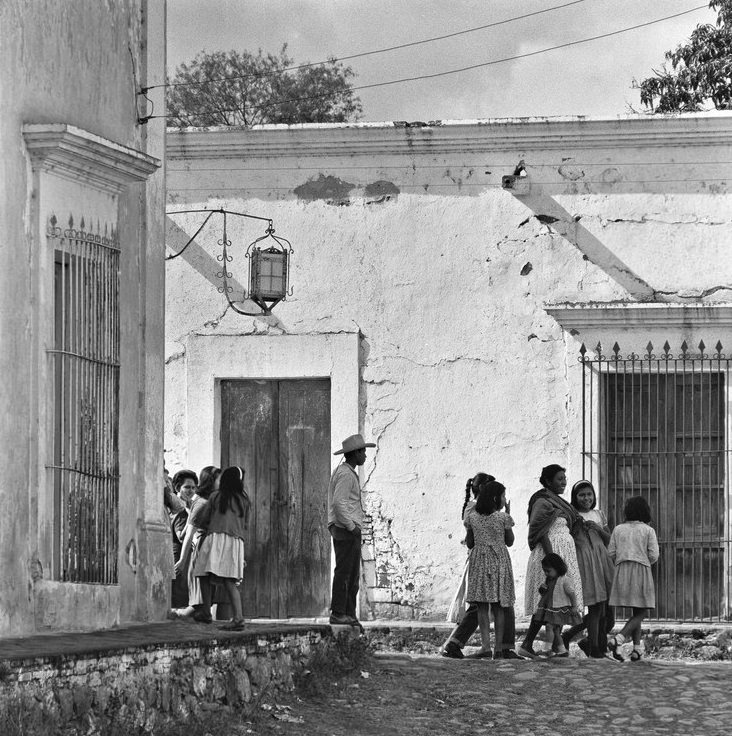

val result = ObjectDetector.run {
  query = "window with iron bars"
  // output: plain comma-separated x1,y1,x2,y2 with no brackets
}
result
580,340,731,622
47,214,120,584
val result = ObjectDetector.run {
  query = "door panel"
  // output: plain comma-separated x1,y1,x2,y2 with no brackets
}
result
279,380,331,616
221,380,279,617
220,378,330,617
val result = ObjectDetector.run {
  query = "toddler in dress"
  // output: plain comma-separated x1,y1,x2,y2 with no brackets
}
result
532,553,582,658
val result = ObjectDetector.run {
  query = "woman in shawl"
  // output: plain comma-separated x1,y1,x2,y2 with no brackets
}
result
517,464,584,658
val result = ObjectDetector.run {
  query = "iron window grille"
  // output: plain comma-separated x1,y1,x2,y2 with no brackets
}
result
580,340,731,622
46,215,120,584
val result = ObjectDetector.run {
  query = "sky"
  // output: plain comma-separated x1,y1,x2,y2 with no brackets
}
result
165,0,717,121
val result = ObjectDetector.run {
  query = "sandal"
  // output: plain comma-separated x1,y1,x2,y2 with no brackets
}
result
220,619,246,631
630,648,642,662
517,645,538,659
607,635,625,662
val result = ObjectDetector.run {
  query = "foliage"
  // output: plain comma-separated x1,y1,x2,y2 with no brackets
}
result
166,45,362,127
638,1,732,112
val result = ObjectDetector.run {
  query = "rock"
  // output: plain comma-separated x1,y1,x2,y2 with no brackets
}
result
192,665,208,697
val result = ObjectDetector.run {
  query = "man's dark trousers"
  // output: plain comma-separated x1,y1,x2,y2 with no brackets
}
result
329,525,361,617
450,603,516,648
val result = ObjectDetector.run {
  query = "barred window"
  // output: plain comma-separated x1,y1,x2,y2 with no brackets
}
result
48,215,120,584
581,341,731,622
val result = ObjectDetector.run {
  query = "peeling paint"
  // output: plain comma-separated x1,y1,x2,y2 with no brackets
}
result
293,173,355,202
364,180,400,202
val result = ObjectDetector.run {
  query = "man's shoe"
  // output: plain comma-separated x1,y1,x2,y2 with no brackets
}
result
329,613,352,625
441,642,464,659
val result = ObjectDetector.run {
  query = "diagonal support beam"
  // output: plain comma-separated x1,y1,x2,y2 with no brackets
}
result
511,190,656,300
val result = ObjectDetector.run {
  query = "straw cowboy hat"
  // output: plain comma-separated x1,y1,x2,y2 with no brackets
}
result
333,434,376,455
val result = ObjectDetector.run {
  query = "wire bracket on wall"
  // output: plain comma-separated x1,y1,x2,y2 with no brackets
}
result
166,208,294,317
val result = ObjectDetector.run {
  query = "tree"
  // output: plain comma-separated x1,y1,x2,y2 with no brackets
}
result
166,45,362,127
638,1,732,113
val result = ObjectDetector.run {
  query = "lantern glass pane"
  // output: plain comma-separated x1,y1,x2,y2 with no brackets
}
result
250,249,287,299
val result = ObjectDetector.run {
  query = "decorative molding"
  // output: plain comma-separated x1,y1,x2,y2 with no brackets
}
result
545,302,732,331
166,113,732,160
23,124,160,193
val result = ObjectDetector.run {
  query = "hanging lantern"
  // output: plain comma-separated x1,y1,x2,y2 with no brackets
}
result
165,208,293,317
247,224,292,314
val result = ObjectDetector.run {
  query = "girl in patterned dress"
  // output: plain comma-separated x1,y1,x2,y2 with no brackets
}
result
464,480,515,659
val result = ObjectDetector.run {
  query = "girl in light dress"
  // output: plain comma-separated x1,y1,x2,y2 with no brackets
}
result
193,465,251,631
463,480,515,659
531,552,582,657
564,480,614,658
607,496,659,662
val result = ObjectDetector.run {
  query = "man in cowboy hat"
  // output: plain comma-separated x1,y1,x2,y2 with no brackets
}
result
327,434,375,626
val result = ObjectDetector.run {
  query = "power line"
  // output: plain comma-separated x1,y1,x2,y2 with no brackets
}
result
155,4,709,121
151,0,588,92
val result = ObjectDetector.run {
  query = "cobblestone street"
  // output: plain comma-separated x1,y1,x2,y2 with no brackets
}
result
252,650,732,736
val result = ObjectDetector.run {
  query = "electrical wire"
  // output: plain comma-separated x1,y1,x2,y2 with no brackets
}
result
152,4,709,121
148,0,588,92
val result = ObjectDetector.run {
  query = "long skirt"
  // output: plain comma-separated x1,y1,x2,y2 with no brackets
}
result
524,518,584,616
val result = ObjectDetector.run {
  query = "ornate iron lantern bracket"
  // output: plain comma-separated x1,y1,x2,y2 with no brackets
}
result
166,208,294,316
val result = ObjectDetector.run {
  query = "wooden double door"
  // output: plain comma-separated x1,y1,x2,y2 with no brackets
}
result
221,379,331,618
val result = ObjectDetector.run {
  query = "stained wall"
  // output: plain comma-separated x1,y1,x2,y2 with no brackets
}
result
165,115,732,618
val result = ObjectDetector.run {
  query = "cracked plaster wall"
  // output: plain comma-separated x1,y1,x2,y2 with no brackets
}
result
166,119,732,619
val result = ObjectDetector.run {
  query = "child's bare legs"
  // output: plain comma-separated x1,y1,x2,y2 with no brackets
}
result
223,579,243,622
619,607,646,646
476,603,493,653
490,603,505,656
552,625,567,655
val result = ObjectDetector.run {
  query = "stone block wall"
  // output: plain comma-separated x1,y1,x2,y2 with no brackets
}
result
0,627,330,732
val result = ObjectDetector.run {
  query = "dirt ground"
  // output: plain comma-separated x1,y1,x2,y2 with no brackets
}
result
244,649,732,736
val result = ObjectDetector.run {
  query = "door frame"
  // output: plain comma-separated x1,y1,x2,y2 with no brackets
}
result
184,333,359,473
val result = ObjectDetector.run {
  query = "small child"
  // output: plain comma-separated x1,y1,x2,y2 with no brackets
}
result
607,496,659,662
464,480,515,659
532,553,582,657
192,465,250,631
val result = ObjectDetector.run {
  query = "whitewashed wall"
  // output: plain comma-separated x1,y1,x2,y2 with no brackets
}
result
0,0,167,634
166,115,732,619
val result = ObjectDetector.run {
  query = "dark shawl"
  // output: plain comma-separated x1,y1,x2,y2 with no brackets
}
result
527,488,583,550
